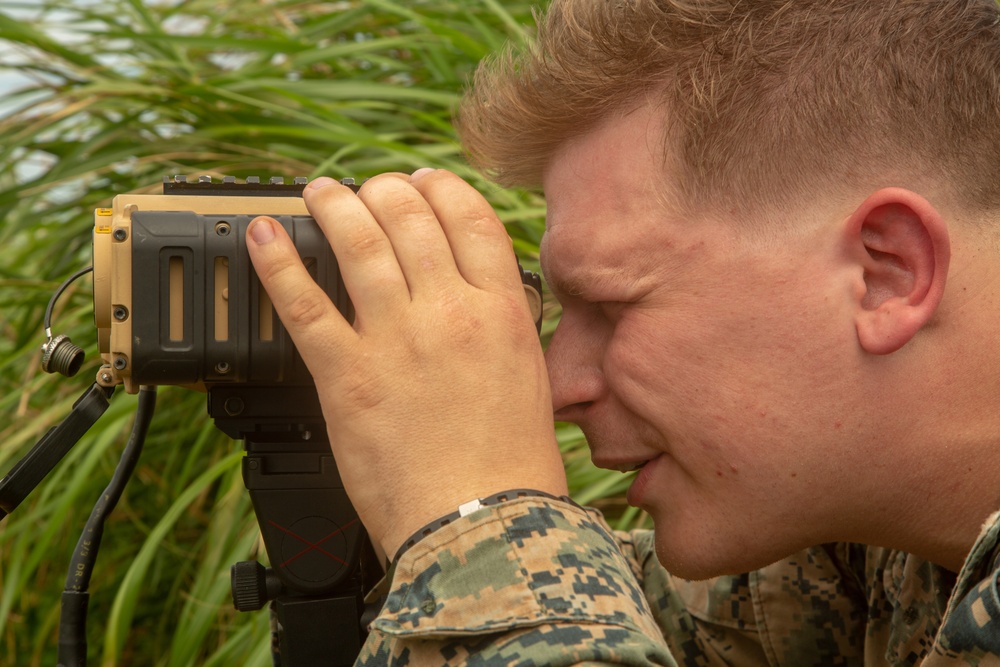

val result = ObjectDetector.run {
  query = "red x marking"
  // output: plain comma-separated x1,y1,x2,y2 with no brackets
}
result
268,518,359,568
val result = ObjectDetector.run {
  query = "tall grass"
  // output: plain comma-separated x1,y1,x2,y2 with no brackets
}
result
0,1,645,665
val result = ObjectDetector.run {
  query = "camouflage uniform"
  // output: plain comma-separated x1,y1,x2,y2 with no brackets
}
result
357,498,1000,666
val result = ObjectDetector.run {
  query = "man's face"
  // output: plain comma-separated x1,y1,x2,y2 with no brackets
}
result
540,106,863,578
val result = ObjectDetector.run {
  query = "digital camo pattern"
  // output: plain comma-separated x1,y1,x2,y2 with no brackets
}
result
358,501,1000,666
620,535,868,666
929,511,1000,666
357,498,676,665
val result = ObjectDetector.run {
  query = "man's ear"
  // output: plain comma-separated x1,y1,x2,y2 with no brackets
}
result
845,188,950,355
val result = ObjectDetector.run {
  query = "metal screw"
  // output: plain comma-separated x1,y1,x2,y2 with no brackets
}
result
113,356,127,370
224,397,245,416
215,361,231,374
215,221,231,236
113,228,127,241
113,306,128,321
100,372,113,383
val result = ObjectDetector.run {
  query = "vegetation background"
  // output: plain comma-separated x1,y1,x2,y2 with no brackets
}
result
0,1,646,665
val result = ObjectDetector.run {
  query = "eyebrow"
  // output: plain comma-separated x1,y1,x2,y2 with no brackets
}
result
546,267,629,301
540,230,636,301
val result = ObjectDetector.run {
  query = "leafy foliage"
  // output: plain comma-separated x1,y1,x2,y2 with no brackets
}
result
0,1,644,665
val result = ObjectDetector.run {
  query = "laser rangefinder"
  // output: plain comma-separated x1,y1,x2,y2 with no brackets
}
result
92,175,543,394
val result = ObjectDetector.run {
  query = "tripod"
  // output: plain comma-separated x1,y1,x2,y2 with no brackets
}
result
0,381,379,666
211,385,381,666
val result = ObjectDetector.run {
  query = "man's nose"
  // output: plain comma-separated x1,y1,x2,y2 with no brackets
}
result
545,313,607,422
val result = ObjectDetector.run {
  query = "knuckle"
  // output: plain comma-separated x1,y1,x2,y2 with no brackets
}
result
467,212,507,238
382,195,426,222
435,292,490,346
341,224,388,260
281,288,332,329
439,291,475,324
360,175,429,220
493,291,534,331
256,256,295,286
341,374,390,413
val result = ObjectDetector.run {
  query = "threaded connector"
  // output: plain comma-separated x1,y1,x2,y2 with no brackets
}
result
41,335,85,377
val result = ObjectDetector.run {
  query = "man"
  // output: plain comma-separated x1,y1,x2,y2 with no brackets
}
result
246,0,1000,664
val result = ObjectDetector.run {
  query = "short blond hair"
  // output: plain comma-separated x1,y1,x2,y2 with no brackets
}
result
457,0,1000,215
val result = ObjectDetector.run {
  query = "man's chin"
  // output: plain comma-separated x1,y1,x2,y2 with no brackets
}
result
654,548,737,581
651,521,791,580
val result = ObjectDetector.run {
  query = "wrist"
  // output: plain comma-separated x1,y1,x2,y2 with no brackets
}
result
390,489,578,562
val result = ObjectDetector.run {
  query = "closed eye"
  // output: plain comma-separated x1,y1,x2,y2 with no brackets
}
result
597,301,627,321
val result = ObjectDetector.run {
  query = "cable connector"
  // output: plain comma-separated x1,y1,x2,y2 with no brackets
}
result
41,334,85,377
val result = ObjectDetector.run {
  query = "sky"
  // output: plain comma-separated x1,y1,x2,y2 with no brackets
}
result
0,3,36,102
0,2,71,114
0,0,119,95
0,1,104,181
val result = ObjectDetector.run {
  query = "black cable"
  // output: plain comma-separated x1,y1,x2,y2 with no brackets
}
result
40,266,94,378
57,386,157,667
43,266,93,338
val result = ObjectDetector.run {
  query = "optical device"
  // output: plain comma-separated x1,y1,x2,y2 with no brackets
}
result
2,175,544,667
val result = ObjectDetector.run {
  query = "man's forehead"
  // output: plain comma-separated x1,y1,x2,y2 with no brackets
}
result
542,212,647,261
543,105,668,208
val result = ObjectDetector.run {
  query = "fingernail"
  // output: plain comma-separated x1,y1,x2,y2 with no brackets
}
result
410,168,435,183
307,176,337,190
249,217,275,244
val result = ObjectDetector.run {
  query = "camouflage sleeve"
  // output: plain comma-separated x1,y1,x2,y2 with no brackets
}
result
356,497,678,666
925,509,1000,666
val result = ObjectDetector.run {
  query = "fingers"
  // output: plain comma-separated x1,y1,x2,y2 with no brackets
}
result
406,169,522,294
245,215,352,370
251,171,526,344
304,174,461,304
245,173,557,557
297,178,412,327
303,169,520,297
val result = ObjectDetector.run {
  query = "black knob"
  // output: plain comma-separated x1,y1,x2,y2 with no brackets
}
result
231,560,282,611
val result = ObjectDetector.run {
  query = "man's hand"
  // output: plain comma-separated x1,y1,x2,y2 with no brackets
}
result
245,170,567,558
